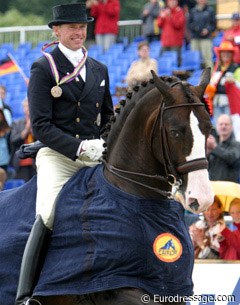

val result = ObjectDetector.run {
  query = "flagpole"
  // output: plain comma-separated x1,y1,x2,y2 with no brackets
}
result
7,52,29,86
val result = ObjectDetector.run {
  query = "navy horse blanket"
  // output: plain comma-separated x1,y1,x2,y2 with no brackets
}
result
0,164,194,304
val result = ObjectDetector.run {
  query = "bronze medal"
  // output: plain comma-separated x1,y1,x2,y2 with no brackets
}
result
51,86,62,98
42,43,87,99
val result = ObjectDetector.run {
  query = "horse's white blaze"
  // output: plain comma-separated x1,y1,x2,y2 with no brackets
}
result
184,112,214,213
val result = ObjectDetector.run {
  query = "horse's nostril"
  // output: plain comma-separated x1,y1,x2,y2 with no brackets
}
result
189,199,199,211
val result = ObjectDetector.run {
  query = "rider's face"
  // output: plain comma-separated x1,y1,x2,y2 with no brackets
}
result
53,23,87,51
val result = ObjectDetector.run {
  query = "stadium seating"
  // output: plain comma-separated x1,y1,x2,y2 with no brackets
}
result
3,179,25,190
158,58,174,75
180,50,202,71
0,35,222,118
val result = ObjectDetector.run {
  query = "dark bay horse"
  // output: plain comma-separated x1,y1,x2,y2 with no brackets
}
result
0,70,214,305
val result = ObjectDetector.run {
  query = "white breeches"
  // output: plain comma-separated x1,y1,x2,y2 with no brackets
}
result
35,147,98,229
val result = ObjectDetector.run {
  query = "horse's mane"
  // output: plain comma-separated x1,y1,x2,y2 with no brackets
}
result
103,75,184,160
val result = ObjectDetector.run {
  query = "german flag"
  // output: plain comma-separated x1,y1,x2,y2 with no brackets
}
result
0,56,19,76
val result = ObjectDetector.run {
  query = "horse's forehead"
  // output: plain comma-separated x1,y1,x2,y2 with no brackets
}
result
186,111,206,161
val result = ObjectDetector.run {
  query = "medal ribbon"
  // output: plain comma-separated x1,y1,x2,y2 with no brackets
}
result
41,41,88,87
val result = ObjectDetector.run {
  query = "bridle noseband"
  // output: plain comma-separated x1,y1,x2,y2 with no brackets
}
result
104,82,209,198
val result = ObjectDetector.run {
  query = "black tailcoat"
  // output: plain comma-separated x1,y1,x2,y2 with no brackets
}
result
28,46,114,160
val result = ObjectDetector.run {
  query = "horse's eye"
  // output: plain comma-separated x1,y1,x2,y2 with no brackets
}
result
170,130,180,138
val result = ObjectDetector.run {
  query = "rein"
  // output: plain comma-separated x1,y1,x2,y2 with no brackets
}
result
104,161,174,198
104,81,209,198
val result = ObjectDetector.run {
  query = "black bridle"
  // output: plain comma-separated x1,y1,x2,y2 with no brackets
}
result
104,83,209,198
151,101,208,181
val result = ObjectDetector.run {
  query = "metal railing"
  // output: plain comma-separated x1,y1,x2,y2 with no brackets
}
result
0,20,143,47
0,25,50,46
0,15,232,47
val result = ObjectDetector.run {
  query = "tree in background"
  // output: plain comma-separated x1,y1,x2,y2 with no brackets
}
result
0,0,10,14
0,9,45,27
0,0,148,25
120,0,146,20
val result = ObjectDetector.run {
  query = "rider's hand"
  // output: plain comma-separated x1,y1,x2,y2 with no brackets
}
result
79,138,105,162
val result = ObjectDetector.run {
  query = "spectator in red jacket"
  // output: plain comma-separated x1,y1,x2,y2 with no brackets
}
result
222,13,240,64
219,198,240,260
87,0,120,52
157,0,186,66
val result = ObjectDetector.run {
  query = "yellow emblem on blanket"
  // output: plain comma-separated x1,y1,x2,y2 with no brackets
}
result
153,233,182,262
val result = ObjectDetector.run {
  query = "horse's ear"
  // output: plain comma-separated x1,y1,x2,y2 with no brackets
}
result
194,68,211,98
151,70,175,104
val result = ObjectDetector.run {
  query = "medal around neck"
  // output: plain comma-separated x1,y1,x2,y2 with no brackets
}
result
41,41,88,99
51,85,62,98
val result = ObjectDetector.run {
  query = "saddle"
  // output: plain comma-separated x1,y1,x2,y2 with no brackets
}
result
16,141,45,159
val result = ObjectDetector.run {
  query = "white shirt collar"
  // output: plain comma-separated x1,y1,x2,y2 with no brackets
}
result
58,42,86,82
58,43,84,65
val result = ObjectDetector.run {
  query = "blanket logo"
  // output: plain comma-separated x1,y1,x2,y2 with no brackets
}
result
153,233,182,262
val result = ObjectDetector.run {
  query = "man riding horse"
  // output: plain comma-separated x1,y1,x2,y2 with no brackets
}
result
15,3,114,304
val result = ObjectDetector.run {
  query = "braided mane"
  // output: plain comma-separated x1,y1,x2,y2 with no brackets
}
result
103,75,183,160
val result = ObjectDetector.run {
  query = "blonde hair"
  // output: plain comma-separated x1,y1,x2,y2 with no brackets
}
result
229,198,240,210
137,41,149,50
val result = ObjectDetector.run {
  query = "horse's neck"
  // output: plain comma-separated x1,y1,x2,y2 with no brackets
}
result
104,97,171,199
107,82,156,154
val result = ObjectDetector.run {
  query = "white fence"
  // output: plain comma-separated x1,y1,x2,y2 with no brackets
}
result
0,20,143,47
0,15,233,47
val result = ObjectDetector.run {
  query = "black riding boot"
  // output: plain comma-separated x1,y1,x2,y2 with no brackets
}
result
15,215,51,305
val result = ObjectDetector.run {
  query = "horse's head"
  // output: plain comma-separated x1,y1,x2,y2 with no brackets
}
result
103,69,214,214
150,69,214,213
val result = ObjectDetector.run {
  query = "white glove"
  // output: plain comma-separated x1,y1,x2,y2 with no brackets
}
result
79,138,105,162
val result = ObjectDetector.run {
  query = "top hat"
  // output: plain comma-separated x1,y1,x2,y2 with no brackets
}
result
232,12,240,20
48,3,94,28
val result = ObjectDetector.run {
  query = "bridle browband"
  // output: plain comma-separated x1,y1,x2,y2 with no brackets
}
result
104,81,209,198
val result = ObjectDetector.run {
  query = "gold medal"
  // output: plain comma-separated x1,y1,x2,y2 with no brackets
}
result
51,86,62,98
42,42,88,98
